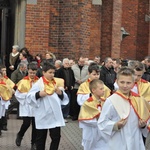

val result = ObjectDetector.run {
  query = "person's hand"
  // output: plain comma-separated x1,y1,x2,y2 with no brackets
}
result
9,66,14,70
76,80,82,84
139,119,146,128
55,87,62,95
39,91,47,97
117,118,127,129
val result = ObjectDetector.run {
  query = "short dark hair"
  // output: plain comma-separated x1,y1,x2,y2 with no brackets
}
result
42,61,55,72
134,61,145,71
21,52,28,58
88,63,100,73
0,65,6,70
89,79,103,93
28,62,38,71
113,58,121,64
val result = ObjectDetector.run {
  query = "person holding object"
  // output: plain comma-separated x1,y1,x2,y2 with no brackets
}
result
27,61,69,150
98,67,150,150
15,63,39,150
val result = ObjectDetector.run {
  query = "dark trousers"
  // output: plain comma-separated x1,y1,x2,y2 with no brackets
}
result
0,118,2,130
18,117,36,144
7,96,19,118
70,89,80,118
36,127,61,150
2,115,7,127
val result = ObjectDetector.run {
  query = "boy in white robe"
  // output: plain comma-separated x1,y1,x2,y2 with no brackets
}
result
78,79,108,150
77,63,110,106
15,63,39,149
98,67,150,150
27,61,69,150
0,65,15,131
0,70,13,136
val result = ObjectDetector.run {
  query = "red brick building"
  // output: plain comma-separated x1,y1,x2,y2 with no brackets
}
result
0,0,150,63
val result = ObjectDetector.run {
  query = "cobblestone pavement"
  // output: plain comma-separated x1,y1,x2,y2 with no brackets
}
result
0,115,83,150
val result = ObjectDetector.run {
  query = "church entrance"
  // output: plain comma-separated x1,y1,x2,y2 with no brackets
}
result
0,0,15,65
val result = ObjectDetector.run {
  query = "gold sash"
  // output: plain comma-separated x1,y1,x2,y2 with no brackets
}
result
0,82,13,101
115,90,150,122
78,95,105,120
77,79,111,99
4,76,15,89
42,76,56,95
136,79,150,102
17,76,39,93
54,77,64,88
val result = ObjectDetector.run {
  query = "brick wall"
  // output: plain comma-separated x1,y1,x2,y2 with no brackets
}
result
121,0,145,60
25,0,50,57
25,0,149,61
119,0,149,61
111,0,122,59
50,0,101,60
89,4,102,60
136,0,149,60
100,0,113,61
57,0,80,60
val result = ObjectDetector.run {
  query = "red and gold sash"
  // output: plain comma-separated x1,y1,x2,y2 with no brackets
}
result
114,90,150,122
0,81,13,101
77,78,111,99
136,79,150,102
3,76,15,89
42,76,56,95
78,95,105,121
17,76,39,93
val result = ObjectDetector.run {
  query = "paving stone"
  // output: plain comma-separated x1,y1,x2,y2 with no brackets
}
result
0,115,83,150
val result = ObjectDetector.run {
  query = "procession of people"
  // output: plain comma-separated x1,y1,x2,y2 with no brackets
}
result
0,45,150,150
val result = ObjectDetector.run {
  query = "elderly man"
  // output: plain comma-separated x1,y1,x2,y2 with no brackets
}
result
71,57,88,120
54,60,62,77
55,58,75,122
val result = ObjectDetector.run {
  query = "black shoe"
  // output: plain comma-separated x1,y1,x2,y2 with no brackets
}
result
31,143,36,150
17,117,22,120
15,134,23,146
72,116,78,121
0,130,2,136
2,126,7,131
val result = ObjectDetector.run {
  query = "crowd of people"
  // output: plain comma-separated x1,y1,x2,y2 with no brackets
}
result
0,44,150,150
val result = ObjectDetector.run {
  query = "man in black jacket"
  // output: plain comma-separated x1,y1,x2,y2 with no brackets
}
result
100,57,116,92
55,58,75,121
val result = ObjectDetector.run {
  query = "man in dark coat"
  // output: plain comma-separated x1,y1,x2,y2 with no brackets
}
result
100,57,116,92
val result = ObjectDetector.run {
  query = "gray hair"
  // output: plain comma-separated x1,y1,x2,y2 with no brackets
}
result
104,57,112,63
18,62,27,68
55,60,62,66
63,58,69,64
12,45,19,51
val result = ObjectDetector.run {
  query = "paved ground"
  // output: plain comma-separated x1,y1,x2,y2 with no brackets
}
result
0,115,83,150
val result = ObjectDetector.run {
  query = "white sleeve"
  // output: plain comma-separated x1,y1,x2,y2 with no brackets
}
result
15,90,27,105
80,119,97,127
60,90,69,105
77,94,89,106
26,82,40,108
97,99,118,142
